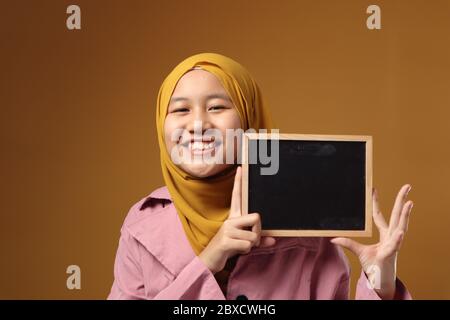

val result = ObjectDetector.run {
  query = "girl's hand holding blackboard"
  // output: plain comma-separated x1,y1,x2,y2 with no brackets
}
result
331,184,414,300
199,167,277,274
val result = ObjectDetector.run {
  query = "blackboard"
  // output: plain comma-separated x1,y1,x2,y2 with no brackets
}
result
242,133,372,237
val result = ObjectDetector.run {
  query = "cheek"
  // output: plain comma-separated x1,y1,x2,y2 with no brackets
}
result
163,118,178,149
218,112,242,156
217,111,242,131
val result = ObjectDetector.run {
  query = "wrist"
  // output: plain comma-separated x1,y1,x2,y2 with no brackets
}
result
198,251,220,274
365,270,396,299
374,282,396,300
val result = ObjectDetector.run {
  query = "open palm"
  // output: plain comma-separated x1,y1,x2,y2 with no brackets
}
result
331,184,414,299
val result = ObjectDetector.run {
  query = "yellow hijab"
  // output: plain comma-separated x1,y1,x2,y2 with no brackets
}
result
156,53,273,255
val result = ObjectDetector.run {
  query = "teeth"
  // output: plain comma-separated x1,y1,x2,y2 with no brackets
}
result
189,141,215,151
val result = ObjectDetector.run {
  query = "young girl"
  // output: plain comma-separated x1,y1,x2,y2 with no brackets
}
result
108,53,413,300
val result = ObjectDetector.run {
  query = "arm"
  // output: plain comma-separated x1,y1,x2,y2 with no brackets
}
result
107,227,225,300
107,227,146,299
333,270,412,300
355,270,412,300
153,256,224,300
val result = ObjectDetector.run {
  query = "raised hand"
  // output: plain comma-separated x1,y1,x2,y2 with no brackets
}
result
331,184,414,299
198,166,276,274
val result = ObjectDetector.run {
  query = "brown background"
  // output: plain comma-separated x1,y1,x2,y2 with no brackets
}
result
1,0,449,299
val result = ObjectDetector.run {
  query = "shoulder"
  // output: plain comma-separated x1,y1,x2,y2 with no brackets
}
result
121,186,173,230
115,186,190,276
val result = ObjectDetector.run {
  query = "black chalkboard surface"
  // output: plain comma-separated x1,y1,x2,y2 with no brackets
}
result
242,133,372,237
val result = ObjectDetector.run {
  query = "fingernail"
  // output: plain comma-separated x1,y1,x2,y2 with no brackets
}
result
406,185,412,195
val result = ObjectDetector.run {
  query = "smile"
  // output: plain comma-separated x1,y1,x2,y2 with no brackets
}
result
189,141,216,152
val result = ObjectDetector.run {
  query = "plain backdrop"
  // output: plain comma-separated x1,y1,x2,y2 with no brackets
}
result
1,0,449,299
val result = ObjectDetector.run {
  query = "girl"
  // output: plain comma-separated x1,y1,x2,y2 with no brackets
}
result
108,53,413,300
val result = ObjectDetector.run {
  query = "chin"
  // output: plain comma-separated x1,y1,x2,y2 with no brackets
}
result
182,163,230,179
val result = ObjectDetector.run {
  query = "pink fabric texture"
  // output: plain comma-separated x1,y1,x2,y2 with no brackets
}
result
108,187,411,300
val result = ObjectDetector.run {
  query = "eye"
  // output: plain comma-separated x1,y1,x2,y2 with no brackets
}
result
171,107,190,113
208,105,227,111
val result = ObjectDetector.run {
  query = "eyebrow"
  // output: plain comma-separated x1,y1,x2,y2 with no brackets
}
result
169,93,232,104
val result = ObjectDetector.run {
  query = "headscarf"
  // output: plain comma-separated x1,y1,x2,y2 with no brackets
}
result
156,52,273,255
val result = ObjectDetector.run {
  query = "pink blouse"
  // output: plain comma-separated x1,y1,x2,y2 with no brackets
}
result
108,186,411,300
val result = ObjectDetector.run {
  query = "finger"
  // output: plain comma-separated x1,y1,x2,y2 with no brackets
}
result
393,229,405,251
389,184,412,232
372,188,388,231
383,229,404,255
330,237,364,257
251,213,262,246
230,213,260,229
229,239,253,255
396,200,413,233
258,236,277,247
227,228,259,244
229,166,242,218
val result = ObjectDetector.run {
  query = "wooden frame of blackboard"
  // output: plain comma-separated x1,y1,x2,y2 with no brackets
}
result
241,133,373,237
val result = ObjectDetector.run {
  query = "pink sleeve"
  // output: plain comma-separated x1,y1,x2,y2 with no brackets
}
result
107,227,146,299
354,270,412,300
153,256,224,300
107,227,224,300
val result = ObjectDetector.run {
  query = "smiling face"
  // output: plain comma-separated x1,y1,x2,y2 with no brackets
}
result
164,68,242,178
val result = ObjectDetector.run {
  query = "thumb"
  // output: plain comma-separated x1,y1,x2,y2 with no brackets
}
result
330,237,364,257
258,236,277,248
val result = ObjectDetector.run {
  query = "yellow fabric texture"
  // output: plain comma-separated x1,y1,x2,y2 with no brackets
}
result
155,52,273,255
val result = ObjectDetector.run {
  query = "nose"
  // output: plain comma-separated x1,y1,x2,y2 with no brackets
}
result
185,107,213,134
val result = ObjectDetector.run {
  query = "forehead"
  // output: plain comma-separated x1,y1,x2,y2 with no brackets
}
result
171,69,227,97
